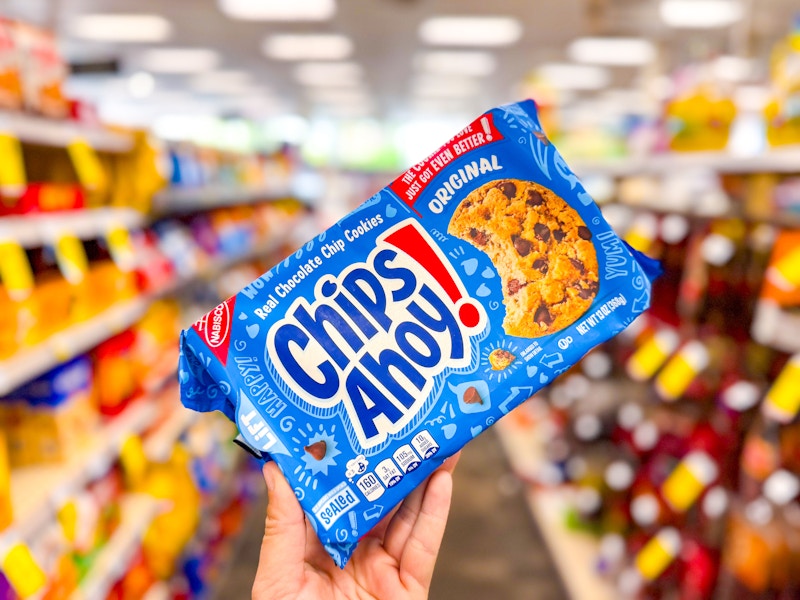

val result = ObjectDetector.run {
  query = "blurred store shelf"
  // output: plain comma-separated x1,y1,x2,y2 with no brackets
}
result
0,298,149,396
0,208,146,247
495,416,616,600
572,148,800,178
151,184,293,215
0,111,134,153
2,400,159,544
68,494,164,600
143,404,198,462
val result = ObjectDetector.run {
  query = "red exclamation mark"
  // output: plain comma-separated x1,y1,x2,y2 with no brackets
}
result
480,116,493,141
384,224,481,328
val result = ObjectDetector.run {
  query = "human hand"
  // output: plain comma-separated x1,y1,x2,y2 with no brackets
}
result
252,454,460,600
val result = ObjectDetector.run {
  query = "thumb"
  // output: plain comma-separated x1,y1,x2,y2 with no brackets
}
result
252,461,307,599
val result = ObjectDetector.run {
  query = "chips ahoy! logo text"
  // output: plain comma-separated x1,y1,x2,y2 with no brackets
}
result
267,219,487,448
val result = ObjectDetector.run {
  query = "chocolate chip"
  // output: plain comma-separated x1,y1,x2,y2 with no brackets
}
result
533,258,548,273
577,280,599,299
463,386,483,405
526,189,544,206
534,223,550,241
512,235,532,257
534,304,553,326
569,258,586,274
508,279,521,295
497,181,517,199
304,441,327,461
553,229,566,241
578,226,592,240
469,228,488,245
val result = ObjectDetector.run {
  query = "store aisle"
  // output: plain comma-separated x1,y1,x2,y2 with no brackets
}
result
214,429,565,599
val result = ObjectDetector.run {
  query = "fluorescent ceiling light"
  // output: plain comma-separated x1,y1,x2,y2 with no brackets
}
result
189,70,254,92
68,14,172,43
660,0,744,28
137,48,220,74
263,34,352,61
419,16,522,47
128,72,155,98
568,37,656,66
307,88,372,105
537,63,610,90
294,62,362,86
413,75,480,97
219,0,335,21
713,55,756,82
415,51,496,76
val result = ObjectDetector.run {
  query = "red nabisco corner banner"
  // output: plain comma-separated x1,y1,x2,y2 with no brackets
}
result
192,295,236,366
389,112,503,211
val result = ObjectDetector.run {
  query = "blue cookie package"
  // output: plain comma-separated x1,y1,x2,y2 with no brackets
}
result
178,99,661,567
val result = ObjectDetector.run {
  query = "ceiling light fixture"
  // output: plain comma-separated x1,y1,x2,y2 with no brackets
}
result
537,63,610,90
419,16,522,47
294,62,363,87
713,55,756,82
412,75,480,98
128,72,155,98
568,37,656,66
415,51,496,76
136,48,220,74
219,0,335,21
659,0,744,28
68,14,172,43
262,34,353,61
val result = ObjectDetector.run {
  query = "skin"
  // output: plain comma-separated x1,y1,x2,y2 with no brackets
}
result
253,453,460,600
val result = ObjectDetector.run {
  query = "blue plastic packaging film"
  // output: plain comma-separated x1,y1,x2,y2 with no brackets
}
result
178,99,661,567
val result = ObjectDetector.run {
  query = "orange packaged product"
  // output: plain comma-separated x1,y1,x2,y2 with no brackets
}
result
94,330,140,417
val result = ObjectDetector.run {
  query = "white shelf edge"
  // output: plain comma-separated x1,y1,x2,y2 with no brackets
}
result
143,405,198,462
152,184,292,215
571,147,800,178
68,494,163,600
0,208,146,247
2,399,159,546
0,111,134,153
0,297,149,397
495,420,617,600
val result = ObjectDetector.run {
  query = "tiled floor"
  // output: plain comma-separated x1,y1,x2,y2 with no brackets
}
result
214,429,566,599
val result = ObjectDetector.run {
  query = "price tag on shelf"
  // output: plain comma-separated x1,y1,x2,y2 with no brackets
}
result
54,233,88,285
67,138,107,192
0,133,25,198
106,225,136,272
1,542,47,598
0,240,33,300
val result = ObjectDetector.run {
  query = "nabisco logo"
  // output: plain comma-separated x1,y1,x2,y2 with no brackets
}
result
208,302,229,347
193,296,236,366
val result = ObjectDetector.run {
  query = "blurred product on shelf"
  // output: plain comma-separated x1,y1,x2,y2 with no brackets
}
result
765,18,800,147
1,356,97,467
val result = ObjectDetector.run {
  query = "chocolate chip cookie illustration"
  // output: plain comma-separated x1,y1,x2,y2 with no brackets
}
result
448,179,599,337
488,348,516,370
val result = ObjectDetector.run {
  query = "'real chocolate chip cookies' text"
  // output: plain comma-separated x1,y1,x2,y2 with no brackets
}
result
178,99,661,568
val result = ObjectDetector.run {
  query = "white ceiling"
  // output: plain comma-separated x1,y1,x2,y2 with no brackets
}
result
1,0,798,127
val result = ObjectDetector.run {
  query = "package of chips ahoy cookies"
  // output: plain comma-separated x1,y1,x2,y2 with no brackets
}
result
178,99,661,567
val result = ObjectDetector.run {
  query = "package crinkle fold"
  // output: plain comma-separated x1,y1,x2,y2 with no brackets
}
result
178,99,661,567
